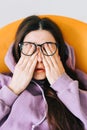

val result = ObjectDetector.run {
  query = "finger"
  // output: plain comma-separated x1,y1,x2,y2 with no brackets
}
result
27,44,35,56
17,55,25,66
22,43,35,56
44,44,55,66
41,53,50,71
19,45,36,68
17,54,29,69
28,55,38,75
45,44,53,56
43,44,60,71
45,44,60,67
49,43,56,54
25,51,38,71
47,43,60,65
18,44,33,66
46,44,58,65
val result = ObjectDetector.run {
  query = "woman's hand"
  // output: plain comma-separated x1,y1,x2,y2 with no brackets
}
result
42,44,65,85
9,47,37,95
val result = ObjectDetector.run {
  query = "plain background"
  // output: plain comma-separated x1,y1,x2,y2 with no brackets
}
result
0,0,87,28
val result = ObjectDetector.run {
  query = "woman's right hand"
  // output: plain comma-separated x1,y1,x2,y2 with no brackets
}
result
9,50,37,95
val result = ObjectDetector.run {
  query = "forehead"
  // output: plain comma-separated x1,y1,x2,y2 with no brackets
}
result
24,30,56,43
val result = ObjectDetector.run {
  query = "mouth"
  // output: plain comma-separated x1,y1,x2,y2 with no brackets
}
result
35,68,45,72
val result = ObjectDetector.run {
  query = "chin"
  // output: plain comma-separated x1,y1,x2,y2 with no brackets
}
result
33,73,46,80
33,76,46,80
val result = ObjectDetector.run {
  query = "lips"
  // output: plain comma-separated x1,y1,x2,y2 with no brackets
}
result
35,68,45,72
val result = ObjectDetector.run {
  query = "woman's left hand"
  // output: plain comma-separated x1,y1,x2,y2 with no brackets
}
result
42,46,65,85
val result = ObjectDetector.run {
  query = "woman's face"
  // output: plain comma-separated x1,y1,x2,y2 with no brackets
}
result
23,30,56,80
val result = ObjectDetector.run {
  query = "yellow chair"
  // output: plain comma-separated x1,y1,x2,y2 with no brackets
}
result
0,15,87,73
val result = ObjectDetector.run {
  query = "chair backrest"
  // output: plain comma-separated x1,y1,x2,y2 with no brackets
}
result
0,15,87,73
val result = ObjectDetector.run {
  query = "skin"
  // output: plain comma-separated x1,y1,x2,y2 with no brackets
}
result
9,30,65,95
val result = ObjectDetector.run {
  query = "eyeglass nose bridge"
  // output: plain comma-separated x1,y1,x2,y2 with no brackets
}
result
35,44,43,51
36,44,42,48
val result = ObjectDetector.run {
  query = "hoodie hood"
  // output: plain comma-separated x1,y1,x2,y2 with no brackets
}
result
5,44,16,73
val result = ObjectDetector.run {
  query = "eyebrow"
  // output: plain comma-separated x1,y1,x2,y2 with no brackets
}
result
23,41,56,44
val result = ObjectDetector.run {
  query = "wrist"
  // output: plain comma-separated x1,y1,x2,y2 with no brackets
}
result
8,85,20,95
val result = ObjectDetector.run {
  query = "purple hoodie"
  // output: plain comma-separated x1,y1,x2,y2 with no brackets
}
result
0,44,87,130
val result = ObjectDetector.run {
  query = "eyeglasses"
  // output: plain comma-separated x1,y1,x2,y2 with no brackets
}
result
19,42,58,56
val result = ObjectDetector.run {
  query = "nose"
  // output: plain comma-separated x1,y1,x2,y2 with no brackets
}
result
37,47,42,62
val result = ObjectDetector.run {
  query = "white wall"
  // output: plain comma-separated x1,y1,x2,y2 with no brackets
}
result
0,0,87,28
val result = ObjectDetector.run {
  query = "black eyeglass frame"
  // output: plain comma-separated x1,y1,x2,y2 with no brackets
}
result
19,42,58,56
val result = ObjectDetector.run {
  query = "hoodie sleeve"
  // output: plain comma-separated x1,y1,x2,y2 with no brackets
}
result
51,73,87,130
0,74,18,121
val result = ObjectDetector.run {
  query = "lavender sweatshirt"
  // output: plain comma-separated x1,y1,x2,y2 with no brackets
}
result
0,44,87,130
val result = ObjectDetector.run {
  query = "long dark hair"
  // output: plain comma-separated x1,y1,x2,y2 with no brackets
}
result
13,15,84,130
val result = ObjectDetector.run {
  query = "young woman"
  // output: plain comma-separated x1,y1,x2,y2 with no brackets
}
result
0,15,87,130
